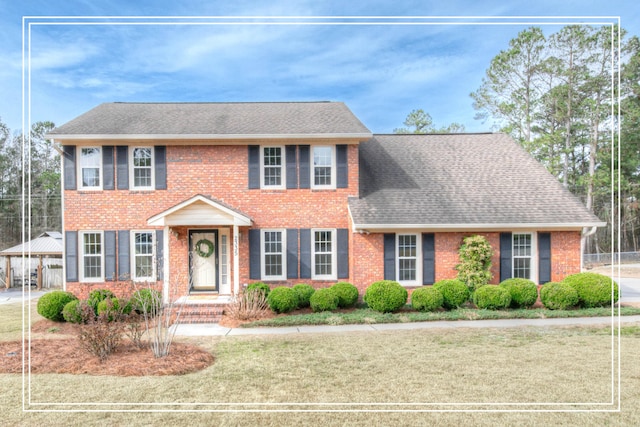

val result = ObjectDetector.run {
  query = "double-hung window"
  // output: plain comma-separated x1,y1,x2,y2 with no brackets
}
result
312,146,335,189
80,231,103,282
262,229,286,280
513,233,534,280
312,229,336,280
79,147,101,189
132,231,155,281
130,147,154,189
397,234,421,285
261,146,285,189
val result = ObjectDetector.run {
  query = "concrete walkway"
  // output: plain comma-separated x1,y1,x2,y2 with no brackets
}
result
171,315,640,337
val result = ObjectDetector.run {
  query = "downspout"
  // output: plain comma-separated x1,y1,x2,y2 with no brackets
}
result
581,226,598,271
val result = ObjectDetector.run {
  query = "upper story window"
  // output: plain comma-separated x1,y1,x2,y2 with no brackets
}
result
261,146,285,189
80,231,103,282
79,147,101,189
312,146,335,189
130,147,154,189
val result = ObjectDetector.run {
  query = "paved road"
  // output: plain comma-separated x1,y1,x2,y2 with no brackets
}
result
620,277,640,302
0,288,46,305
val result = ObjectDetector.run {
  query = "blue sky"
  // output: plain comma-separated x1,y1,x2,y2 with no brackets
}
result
1,1,638,135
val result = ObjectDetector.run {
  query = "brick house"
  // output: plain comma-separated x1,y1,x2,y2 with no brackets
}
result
47,101,604,306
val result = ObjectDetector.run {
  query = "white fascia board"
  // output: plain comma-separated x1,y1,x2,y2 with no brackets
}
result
147,195,252,227
47,133,372,141
352,222,607,233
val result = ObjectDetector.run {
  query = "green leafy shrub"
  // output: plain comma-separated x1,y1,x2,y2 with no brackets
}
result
267,287,299,314
473,285,511,310
499,278,538,308
331,282,359,308
540,282,579,310
562,272,619,308
246,282,271,298
87,289,115,313
455,235,494,292
292,283,315,308
433,279,470,309
411,287,444,312
310,288,339,312
97,298,126,322
363,280,408,313
130,288,162,315
37,291,78,322
62,299,85,323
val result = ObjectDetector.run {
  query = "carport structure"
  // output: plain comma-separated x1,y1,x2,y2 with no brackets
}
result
0,231,63,289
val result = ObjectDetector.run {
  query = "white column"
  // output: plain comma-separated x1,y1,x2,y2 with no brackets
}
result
233,224,240,294
163,225,170,304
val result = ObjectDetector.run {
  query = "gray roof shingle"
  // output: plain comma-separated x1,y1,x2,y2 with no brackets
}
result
47,102,371,138
349,133,603,229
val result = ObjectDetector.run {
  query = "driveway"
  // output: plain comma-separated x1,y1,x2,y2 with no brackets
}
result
620,277,640,303
0,288,47,305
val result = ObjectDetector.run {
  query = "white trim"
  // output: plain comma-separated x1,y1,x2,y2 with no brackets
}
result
260,229,287,281
512,232,538,283
352,222,607,232
396,233,422,286
163,226,170,305
129,146,155,190
233,225,239,295
78,231,104,283
147,194,252,227
311,228,337,280
219,228,231,294
77,146,102,190
130,230,156,282
311,145,336,190
48,132,372,141
260,146,286,190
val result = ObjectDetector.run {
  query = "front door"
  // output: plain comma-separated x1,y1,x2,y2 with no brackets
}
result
189,230,218,291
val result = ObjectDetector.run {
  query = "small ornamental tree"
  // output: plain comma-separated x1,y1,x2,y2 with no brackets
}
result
455,235,494,293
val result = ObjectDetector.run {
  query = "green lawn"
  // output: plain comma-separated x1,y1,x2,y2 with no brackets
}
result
2,302,639,426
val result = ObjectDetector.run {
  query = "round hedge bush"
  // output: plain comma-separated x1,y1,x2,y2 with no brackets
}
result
499,278,538,308
410,287,444,312
130,288,162,315
562,272,619,308
246,282,271,298
473,285,511,310
62,299,84,324
87,289,115,313
267,287,299,314
331,282,359,308
37,291,78,322
540,282,579,310
292,283,315,308
432,279,470,309
97,297,125,321
310,288,339,312
363,280,408,313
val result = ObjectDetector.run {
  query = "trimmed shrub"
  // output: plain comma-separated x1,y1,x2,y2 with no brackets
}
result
455,235,494,292
246,282,271,298
331,282,359,308
97,297,125,321
37,291,78,322
292,283,315,309
130,288,162,315
363,280,408,313
411,287,444,312
310,288,339,312
499,278,538,308
473,285,511,310
62,299,85,324
267,287,299,314
540,282,579,310
432,279,470,309
87,289,115,313
563,272,619,308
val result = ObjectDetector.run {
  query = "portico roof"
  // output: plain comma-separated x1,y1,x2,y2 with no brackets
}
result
147,195,253,227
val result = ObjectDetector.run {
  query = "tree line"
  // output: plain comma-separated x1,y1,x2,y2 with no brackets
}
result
398,25,640,254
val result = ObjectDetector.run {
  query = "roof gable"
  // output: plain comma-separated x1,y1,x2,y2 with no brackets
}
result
147,195,253,227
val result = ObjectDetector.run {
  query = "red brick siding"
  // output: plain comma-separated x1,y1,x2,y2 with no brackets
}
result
434,232,501,284
549,230,582,282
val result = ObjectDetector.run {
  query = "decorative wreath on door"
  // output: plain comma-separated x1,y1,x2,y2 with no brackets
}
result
195,239,214,258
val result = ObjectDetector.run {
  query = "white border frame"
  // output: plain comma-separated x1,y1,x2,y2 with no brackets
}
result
260,228,287,281
130,230,156,282
128,146,155,191
260,146,286,190
310,145,336,190
396,233,422,286
311,228,337,280
78,230,104,283
77,146,102,191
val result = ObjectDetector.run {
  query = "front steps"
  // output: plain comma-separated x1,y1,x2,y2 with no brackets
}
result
174,295,231,324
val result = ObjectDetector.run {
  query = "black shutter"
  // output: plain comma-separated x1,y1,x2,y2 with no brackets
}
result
383,233,396,280
422,233,435,285
299,228,311,279
156,230,164,280
538,232,551,284
500,232,513,282
118,230,130,280
337,228,349,279
287,229,298,279
248,146,260,189
155,146,167,190
102,146,115,190
104,231,117,281
65,231,78,282
63,146,76,190
249,229,261,279
286,146,298,189
298,145,310,189
116,146,128,190
336,144,348,188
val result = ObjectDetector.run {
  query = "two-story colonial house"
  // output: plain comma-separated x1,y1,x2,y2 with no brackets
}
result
47,101,604,315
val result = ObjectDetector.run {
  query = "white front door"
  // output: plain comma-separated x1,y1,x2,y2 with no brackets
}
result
190,231,218,291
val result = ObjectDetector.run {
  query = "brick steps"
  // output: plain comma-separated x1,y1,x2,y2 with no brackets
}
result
173,298,230,324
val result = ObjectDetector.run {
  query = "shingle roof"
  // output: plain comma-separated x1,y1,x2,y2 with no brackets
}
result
47,102,371,139
1,232,63,256
349,134,604,229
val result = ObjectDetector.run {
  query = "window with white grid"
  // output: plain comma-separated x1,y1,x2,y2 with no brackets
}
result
131,147,154,189
80,231,103,282
397,234,418,283
513,233,533,279
79,147,101,189
262,230,285,280
312,229,336,279
261,147,284,188
312,146,335,189
132,231,154,280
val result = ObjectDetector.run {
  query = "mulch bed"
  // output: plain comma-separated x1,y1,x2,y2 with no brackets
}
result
2,320,214,376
